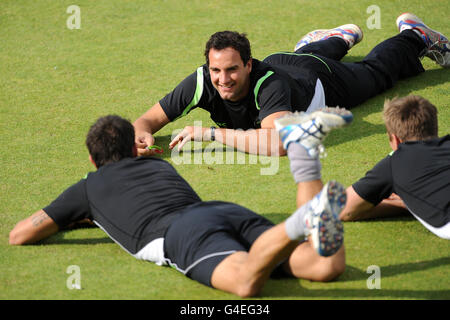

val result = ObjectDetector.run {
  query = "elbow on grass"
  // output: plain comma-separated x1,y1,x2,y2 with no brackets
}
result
9,229,24,245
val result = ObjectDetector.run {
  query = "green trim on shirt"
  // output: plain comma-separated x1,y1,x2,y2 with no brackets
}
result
265,52,332,74
253,71,274,110
175,66,204,120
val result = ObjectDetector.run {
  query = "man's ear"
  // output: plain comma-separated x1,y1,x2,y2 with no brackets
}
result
246,57,253,73
89,155,98,169
389,133,402,151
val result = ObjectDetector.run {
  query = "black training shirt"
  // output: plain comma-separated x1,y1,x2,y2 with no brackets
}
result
159,58,318,130
353,135,450,228
43,157,202,254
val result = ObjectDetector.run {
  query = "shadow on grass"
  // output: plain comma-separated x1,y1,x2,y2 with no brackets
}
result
324,69,449,149
152,135,270,161
265,256,450,299
34,218,448,299
39,230,114,245
346,214,416,223
341,257,450,281
265,282,450,299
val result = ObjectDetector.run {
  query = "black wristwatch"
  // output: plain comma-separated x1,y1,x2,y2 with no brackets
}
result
210,126,216,141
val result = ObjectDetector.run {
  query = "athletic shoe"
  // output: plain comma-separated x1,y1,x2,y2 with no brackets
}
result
303,180,345,257
396,12,450,67
274,107,353,158
294,24,363,51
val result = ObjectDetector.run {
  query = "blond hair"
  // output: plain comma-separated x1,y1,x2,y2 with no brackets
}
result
383,95,438,141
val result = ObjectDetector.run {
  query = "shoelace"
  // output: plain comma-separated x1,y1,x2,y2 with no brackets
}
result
427,40,448,65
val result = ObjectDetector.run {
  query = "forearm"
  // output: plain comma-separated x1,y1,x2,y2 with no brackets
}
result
133,102,170,136
9,210,59,245
342,202,409,221
133,116,155,135
340,186,375,221
340,187,409,221
214,127,285,156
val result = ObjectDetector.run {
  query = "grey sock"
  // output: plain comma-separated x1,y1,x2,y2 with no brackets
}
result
285,205,307,240
287,143,322,183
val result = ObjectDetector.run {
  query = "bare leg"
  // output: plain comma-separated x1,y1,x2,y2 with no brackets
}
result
210,222,300,297
277,108,350,278
293,179,345,281
211,219,345,297
211,181,346,297
211,109,350,297
284,241,345,282
297,179,323,207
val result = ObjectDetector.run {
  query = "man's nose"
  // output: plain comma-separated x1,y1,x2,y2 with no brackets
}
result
219,71,231,84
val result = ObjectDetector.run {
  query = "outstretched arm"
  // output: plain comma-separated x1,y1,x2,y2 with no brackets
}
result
9,210,59,245
133,102,170,156
169,111,289,156
340,186,409,221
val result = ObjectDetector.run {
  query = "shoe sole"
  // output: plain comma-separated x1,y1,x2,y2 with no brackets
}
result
274,108,353,132
275,108,353,153
311,181,345,257
295,24,363,51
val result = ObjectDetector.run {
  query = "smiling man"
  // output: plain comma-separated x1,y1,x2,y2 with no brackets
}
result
135,31,291,156
208,47,252,102
134,14,449,156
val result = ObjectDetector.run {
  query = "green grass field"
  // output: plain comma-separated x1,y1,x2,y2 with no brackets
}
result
1,0,449,301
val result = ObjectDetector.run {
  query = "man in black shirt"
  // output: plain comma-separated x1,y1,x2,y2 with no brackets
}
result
9,113,349,297
340,95,450,239
134,13,449,157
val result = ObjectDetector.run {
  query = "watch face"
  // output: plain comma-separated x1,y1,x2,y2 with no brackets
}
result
211,127,216,141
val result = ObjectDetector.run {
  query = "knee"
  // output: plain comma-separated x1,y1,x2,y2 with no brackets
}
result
339,209,360,221
322,261,345,282
235,279,264,298
316,254,346,282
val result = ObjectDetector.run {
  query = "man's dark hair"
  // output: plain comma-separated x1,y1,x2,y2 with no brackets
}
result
86,115,135,168
204,31,252,66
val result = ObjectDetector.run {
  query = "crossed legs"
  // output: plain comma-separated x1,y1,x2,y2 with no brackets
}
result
210,109,350,297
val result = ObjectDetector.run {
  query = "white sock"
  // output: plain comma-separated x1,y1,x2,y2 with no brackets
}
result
402,27,423,39
287,143,322,183
411,28,423,39
285,204,308,240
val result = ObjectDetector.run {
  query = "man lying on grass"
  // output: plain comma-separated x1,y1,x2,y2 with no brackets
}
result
134,13,450,157
9,108,351,297
340,95,450,239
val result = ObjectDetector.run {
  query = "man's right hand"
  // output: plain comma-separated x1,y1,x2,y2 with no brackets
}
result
135,131,157,156
133,102,171,156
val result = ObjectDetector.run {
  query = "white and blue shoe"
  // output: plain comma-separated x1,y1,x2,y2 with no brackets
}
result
294,24,363,51
396,12,450,67
274,107,353,158
303,180,346,257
